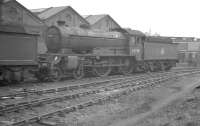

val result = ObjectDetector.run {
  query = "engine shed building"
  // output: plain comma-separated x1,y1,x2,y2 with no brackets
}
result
84,14,121,32
31,6,90,27
0,0,44,34
0,0,46,54
172,37,200,66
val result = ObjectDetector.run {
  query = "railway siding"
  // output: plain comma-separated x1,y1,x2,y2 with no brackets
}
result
0,70,199,126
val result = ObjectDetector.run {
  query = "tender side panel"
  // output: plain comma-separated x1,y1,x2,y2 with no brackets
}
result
0,32,37,65
144,42,177,60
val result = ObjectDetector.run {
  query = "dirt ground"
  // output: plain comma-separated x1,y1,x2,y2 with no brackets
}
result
36,74,200,126
134,81,200,126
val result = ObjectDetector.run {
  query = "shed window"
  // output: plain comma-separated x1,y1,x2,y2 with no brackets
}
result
106,19,111,31
66,14,72,26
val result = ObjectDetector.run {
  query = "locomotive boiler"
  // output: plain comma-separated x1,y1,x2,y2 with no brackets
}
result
45,24,128,54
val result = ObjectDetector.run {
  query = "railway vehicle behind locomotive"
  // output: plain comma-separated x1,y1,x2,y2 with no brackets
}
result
141,36,177,71
0,24,39,82
36,21,178,81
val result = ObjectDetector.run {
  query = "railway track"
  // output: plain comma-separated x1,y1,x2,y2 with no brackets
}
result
0,69,199,126
0,68,195,107
0,72,173,112
2,69,199,125
0,67,198,99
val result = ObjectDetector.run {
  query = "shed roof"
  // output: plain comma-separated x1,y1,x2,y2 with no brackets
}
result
31,7,51,15
31,6,89,25
168,37,196,42
85,14,107,25
31,6,68,20
125,28,145,36
82,15,90,18
146,36,173,43
2,0,44,24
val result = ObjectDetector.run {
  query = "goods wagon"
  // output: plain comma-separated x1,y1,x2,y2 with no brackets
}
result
0,24,38,82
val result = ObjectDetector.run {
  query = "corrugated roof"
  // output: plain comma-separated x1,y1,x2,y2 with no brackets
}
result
36,6,69,20
85,14,107,25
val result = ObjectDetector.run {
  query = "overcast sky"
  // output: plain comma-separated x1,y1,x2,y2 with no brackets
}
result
18,0,200,37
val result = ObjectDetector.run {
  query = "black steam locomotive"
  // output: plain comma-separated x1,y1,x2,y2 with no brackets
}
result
0,22,178,82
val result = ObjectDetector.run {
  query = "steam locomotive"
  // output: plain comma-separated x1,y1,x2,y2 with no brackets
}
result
36,22,177,81
0,22,178,82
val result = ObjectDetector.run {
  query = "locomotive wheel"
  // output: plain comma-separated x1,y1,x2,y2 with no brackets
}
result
148,62,155,72
35,66,50,82
92,58,112,77
160,62,165,71
144,62,150,72
13,71,23,83
52,68,62,81
73,64,84,79
93,66,111,77
2,70,12,83
119,59,133,75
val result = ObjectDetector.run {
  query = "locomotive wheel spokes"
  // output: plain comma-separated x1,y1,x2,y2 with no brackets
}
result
160,62,165,71
119,59,133,75
73,64,84,79
92,58,112,77
93,66,112,77
2,70,12,83
52,68,62,81
2,70,23,83
93,66,111,77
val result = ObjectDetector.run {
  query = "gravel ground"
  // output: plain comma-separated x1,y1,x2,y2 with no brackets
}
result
28,74,200,126
0,74,125,96
0,66,191,96
135,79,200,126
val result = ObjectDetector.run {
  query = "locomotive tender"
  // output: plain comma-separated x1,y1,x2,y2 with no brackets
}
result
0,21,178,82
0,24,39,82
